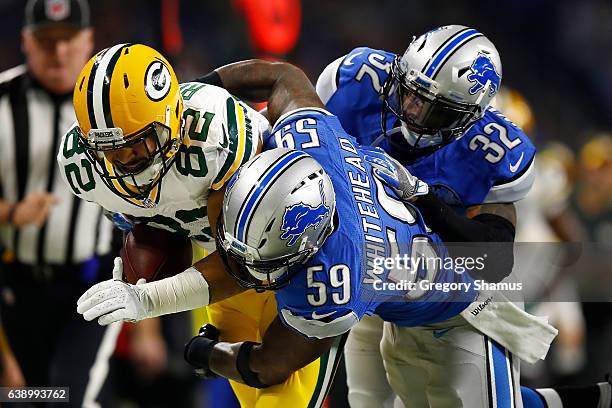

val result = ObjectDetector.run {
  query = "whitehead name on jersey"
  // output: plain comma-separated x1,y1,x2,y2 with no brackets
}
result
317,47,537,209
57,83,267,249
265,108,475,339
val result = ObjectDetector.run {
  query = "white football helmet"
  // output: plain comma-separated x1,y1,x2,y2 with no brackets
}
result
215,148,336,291
382,25,502,155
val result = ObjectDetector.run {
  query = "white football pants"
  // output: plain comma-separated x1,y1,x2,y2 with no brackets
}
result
345,314,522,408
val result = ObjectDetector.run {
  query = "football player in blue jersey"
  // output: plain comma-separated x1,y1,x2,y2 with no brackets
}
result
315,24,536,407
191,59,560,408
315,25,612,408
316,25,532,282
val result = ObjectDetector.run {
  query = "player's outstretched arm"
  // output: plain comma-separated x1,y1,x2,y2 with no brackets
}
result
76,252,245,325
186,317,336,387
201,60,325,125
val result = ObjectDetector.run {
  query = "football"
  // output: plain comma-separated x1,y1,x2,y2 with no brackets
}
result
120,224,193,284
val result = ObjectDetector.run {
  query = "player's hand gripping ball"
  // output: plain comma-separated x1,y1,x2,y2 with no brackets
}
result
120,224,193,284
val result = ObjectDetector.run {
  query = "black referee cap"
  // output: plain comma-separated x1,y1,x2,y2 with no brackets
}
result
24,0,90,31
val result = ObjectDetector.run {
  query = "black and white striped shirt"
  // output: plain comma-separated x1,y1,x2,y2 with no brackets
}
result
0,65,113,265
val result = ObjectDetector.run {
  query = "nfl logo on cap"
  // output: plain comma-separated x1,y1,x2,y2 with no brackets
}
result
25,0,91,30
45,0,70,21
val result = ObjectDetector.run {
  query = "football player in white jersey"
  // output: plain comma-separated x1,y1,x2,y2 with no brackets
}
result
59,43,264,247
58,44,340,407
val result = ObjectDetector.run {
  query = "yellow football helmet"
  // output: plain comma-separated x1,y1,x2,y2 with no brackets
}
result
73,43,183,200
580,133,612,171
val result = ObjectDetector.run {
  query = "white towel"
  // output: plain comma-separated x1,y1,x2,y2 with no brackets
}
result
460,290,558,364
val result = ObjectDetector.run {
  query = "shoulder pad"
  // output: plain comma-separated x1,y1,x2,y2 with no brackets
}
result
316,47,396,103
185,87,267,190
336,47,395,94
179,82,230,112
318,47,395,146
408,110,537,207
267,107,349,151
483,158,536,203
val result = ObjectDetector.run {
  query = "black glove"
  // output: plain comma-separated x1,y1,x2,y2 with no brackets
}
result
184,324,221,379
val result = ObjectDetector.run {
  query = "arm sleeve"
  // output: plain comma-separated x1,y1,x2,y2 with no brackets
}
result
193,71,224,88
415,192,515,243
414,192,515,283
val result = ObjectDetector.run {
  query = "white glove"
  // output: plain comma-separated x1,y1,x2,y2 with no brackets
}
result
77,257,152,326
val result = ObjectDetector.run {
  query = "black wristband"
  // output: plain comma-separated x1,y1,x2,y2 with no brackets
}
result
193,71,224,88
184,335,218,373
236,341,269,389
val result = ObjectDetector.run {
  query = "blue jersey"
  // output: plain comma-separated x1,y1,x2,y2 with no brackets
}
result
317,47,536,210
266,108,475,339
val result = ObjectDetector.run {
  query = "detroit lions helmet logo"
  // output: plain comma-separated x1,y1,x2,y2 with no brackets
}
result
280,181,330,247
466,53,501,96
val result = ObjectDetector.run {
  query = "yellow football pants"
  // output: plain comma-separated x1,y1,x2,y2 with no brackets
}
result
191,244,344,408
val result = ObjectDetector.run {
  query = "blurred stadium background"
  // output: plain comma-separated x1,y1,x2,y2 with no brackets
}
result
1,0,612,151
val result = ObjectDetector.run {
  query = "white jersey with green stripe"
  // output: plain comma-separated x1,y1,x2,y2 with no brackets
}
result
57,83,267,250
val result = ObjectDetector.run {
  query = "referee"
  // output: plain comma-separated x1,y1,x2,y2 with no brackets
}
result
0,1,117,406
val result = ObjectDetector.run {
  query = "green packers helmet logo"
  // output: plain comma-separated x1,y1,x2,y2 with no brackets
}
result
145,61,172,101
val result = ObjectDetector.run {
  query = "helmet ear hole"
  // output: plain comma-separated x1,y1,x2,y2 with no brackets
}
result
258,219,275,249
290,171,320,194
258,238,267,249
290,181,305,194
458,67,470,78
123,74,130,89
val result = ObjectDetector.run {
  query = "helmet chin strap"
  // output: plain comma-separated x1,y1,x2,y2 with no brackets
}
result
131,160,163,186
400,125,444,148
247,265,288,285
